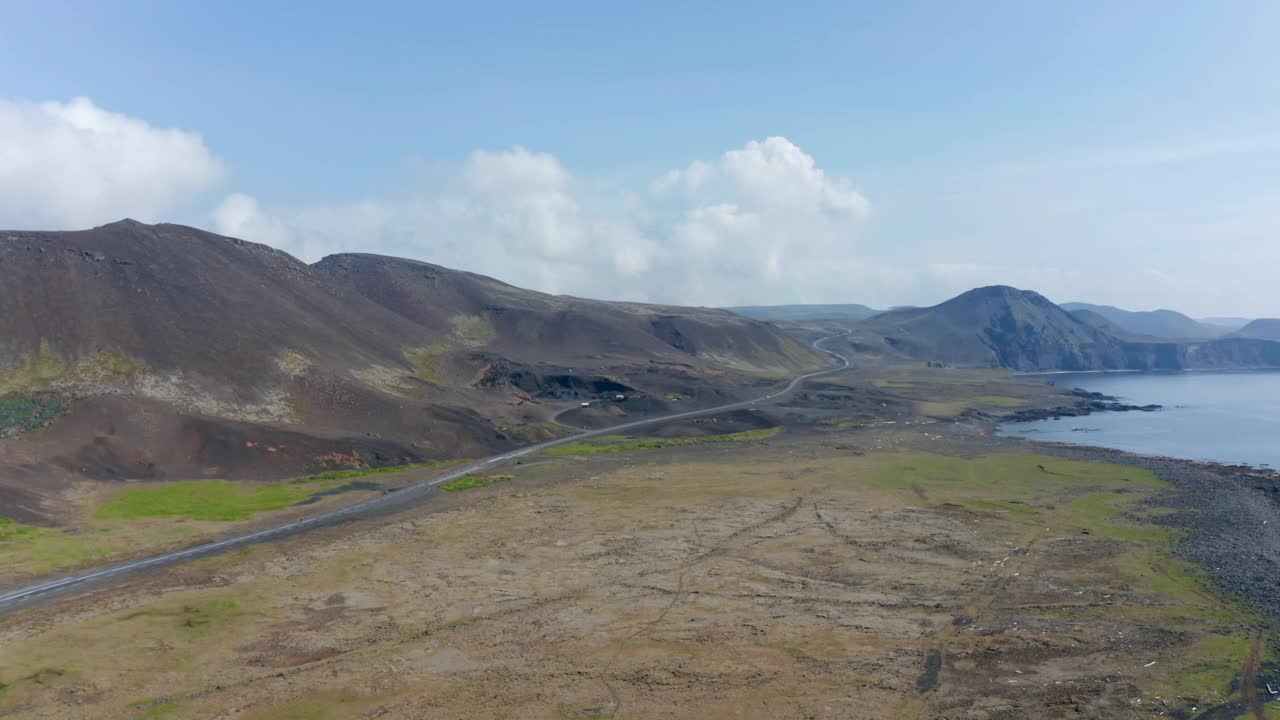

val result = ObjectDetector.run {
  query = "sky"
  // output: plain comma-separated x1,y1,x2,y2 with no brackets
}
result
1,1,1277,316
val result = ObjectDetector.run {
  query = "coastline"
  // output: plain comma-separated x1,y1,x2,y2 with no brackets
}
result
1015,366,1280,377
1031,441,1280,631
977,407,1280,633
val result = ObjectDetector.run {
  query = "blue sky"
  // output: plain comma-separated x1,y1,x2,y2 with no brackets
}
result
1,1,1277,315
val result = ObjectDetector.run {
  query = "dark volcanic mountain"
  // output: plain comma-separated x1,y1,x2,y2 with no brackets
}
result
314,253,820,374
857,286,1280,372
725,303,882,323
859,286,1129,371
1233,319,1280,342
0,220,824,502
1060,302,1224,339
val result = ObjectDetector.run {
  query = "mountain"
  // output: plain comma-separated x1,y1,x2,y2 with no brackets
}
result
1200,317,1254,332
0,220,825,497
860,286,1131,371
315,254,821,375
1060,302,1225,339
725,304,881,323
858,286,1280,372
1234,319,1280,342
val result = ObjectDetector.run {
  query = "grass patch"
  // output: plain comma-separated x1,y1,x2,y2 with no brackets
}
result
0,519,119,576
817,416,873,430
405,341,449,385
72,347,150,381
0,517,41,542
0,338,67,394
451,313,497,348
1145,633,1256,704
440,474,513,492
970,395,1029,407
275,349,312,377
498,422,569,443
292,458,466,484
918,395,1028,417
851,452,1165,539
872,379,915,388
848,451,1259,704
543,427,779,457
96,480,319,522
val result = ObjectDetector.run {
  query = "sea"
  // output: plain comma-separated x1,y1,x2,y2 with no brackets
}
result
998,369,1280,469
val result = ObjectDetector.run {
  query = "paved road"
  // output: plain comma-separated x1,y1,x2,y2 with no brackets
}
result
0,331,850,616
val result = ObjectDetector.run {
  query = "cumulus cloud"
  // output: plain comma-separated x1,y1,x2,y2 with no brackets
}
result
215,136,874,306
0,96,226,229
651,159,715,193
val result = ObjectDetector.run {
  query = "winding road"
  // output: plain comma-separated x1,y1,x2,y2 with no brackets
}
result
0,331,851,616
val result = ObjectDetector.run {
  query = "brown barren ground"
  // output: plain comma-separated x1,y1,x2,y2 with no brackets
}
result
0,422,1263,719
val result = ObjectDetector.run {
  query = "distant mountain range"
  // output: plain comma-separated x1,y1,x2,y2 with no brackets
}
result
725,304,882,322
1235,319,1280,342
1200,317,1254,332
855,286,1280,372
1059,302,1228,339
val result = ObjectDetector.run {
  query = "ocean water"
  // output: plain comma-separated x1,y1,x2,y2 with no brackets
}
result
999,370,1280,469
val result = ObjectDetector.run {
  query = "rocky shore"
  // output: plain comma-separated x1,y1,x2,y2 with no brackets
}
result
1001,388,1162,423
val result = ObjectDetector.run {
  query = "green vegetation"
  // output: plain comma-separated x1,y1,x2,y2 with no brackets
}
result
451,313,497,348
872,379,914,388
0,517,40,542
0,338,67,394
0,342,152,396
405,341,449,385
917,395,1028,417
0,518,119,575
849,451,1259,703
543,427,779,456
96,480,321,521
498,422,568,443
293,458,466,484
817,416,872,430
0,392,64,437
73,347,150,381
275,349,312,377
441,474,513,492
852,452,1164,533
969,394,1029,407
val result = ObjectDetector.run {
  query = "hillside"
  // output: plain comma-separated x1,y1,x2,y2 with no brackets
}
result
0,220,824,510
725,303,882,323
859,286,1130,371
1061,302,1224,339
1201,316,1253,332
1233,318,1280,342
314,254,822,376
858,286,1280,372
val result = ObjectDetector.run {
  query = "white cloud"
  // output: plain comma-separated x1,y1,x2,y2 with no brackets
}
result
0,96,226,229
651,159,715,193
722,137,870,217
214,137,875,306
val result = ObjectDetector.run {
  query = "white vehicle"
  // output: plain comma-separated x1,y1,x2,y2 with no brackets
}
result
580,402,590,407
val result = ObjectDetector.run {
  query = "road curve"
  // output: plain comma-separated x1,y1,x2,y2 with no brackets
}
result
0,331,851,615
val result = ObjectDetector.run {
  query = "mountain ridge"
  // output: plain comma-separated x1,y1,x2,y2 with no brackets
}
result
857,286,1280,372
0,220,825,501
1060,302,1225,339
